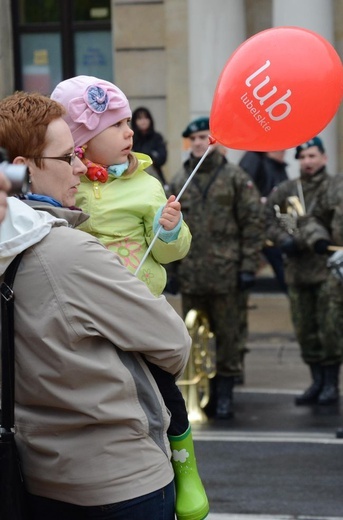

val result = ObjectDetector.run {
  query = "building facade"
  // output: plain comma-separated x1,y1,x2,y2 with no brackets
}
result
0,0,342,179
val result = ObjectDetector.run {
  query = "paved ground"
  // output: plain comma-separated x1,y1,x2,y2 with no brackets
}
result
167,285,343,396
166,281,343,520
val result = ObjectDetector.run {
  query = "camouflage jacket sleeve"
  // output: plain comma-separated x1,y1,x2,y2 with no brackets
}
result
303,174,343,247
232,166,266,272
299,178,332,248
300,215,331,248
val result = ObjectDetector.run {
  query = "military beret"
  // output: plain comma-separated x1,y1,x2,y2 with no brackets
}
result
295,136,325,159
182,117,210,138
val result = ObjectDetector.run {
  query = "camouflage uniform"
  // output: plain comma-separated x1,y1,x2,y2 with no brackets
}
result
265,167,331,366
302,173,343,366
171,149,265,377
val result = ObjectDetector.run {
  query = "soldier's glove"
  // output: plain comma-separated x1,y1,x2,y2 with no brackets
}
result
313,239,332,255
280,237,299,257
238,271,255,290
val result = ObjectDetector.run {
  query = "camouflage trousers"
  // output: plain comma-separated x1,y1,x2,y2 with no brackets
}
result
181,291,249,377
288,281,343,365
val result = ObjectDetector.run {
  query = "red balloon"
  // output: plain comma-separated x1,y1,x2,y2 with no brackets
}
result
210,26,343,151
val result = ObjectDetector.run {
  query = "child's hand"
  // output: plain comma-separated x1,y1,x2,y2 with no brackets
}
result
159,195,181,230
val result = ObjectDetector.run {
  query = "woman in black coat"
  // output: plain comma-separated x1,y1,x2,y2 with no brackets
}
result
132,107,168,188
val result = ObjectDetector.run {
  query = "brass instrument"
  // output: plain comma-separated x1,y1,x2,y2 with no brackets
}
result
177,309,216,423
273,195,305,235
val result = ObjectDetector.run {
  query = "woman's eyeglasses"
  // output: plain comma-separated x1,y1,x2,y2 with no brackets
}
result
33,152,77,166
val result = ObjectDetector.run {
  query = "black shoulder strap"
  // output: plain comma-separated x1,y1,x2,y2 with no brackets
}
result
1,251,25,432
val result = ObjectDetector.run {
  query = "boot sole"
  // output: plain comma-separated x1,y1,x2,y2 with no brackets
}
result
294,398,319,406
176,499,210,520
317,398,340,406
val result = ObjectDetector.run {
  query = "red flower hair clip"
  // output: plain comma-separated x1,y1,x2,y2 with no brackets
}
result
75,145,108,183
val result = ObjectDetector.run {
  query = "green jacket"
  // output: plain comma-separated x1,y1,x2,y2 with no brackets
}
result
171,150,265,294
76,152,191,296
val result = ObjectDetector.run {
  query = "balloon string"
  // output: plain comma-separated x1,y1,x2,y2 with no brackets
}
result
174,142,215,203
134,141,215,276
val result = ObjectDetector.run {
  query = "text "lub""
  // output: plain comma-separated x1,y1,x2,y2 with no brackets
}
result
245,60,292,121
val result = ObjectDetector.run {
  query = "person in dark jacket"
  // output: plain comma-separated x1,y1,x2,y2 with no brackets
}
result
132,106,168,189
239,150,288,293
239,150,288,200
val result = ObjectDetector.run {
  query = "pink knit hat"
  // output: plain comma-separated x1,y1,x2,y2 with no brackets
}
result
51,75,132,147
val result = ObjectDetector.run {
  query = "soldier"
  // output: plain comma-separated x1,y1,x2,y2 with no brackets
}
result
265,136,339,406
171,117,265,419
300,169,343,409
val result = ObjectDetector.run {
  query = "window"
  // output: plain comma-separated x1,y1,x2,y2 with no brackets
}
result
11,0,113,94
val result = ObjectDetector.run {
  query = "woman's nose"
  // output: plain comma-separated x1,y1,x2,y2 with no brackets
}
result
74,156,87,175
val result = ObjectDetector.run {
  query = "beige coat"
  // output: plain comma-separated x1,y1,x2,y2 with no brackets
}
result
0,198,191,506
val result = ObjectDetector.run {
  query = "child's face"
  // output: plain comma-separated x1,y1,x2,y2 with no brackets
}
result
84,118,133,166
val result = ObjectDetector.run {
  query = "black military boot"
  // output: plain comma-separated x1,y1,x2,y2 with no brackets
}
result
317,364,340,405
203,376,217,419
215,375,234,419
295,363,323,406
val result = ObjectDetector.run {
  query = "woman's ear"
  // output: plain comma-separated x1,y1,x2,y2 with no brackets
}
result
12,156,29,166
13,156,32,185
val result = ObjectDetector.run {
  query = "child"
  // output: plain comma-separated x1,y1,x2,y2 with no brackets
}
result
51,75,209,520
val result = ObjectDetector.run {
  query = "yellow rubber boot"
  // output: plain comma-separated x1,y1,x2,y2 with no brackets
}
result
169,425,209,520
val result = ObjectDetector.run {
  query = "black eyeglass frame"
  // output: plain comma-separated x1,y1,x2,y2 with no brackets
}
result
33,152,77,165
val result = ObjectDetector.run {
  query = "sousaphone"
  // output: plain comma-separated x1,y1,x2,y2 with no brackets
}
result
177,309,216,423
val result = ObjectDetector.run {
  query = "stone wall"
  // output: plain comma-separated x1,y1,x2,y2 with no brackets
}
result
112,0,189,179
1,0,342,177
0,0,14,98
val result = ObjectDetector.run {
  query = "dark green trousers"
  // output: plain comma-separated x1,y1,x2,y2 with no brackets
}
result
288,281,342,365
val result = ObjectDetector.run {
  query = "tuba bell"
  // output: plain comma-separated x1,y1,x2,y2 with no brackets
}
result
177,309,216,423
